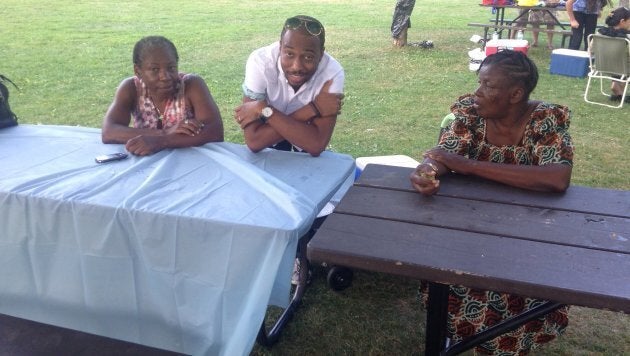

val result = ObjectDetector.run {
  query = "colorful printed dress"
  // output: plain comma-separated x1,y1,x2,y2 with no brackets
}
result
132,73,194,129
435,94,574,355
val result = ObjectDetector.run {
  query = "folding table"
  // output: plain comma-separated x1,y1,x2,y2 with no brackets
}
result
0,124,355,355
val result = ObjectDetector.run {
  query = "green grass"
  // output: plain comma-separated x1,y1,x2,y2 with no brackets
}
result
1,1,628,354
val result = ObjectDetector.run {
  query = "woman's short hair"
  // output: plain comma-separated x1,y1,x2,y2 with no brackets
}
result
133,36,179,66
605,7,630,27
478,50,539,99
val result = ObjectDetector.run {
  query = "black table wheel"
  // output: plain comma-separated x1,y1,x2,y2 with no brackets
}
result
326,266,353,291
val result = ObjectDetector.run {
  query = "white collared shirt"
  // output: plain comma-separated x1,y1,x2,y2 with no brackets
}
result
242,41,345,115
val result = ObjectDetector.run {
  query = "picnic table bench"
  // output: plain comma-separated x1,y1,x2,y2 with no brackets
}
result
468,22,573,47
0,313,183,355
489,19,605,29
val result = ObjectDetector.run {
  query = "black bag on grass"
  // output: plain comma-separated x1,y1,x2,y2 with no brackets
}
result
0,74,19,129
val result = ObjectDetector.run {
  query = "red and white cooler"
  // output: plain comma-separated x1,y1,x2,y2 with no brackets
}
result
485,39,529,56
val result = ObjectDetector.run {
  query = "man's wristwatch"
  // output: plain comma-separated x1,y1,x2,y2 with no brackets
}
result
260,106,273,124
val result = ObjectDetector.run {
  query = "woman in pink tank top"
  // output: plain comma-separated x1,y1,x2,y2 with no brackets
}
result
102,36,223,156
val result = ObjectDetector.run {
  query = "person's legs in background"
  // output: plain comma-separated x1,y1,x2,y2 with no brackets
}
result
610,81,629,102
545,24,555,50
528,10,542,46
529,10,556,49
582,13,598,51
544,10,557,50
511,8,529,39
568,11,586,50
532,24,556,49
391,0,416,47
531,23,541,46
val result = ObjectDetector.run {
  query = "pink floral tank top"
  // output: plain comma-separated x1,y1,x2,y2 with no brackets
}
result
132,73,194,129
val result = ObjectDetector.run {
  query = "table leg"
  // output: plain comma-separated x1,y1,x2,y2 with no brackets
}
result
424,282,450,356
499,8,505,38
494,7,501,28
492,7,506,38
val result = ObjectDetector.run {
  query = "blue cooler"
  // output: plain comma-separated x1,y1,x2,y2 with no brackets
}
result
550,49,590,78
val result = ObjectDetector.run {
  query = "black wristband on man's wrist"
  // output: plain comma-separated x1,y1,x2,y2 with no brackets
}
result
309,101,321,118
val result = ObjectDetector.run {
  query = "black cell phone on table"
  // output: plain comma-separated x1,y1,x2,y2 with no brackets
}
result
95,152,129,164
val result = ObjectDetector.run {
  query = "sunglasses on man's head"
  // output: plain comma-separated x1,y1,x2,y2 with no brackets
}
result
284,17,323,37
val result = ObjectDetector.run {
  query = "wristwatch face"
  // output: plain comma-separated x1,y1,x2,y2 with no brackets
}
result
262,106,273,118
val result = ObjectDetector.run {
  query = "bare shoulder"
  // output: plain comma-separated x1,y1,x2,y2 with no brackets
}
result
118,76,136,88
109,77,138,110
115,77,137,96
183,74,211,96
183,73,207,86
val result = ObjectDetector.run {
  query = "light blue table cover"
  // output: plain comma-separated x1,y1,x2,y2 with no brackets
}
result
0,125,355,355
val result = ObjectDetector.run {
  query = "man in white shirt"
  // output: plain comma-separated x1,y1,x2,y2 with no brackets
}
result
234,15,345,156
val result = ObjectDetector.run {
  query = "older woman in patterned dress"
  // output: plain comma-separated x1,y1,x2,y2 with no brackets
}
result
410,50,573,354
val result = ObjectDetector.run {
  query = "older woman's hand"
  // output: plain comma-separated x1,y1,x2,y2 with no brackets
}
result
423,148,469,175
410,163,440,196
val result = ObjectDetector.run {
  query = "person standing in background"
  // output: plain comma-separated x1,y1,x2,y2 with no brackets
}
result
509,7,556,49
566,0,607,50
391,0,416,47
529,8,558,49
510,8,529,39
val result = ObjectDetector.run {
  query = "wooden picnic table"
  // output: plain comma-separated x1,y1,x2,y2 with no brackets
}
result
307,164,630,355
483,3,568,30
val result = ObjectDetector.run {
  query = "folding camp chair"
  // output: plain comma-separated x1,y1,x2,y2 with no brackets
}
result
584,34,630,109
